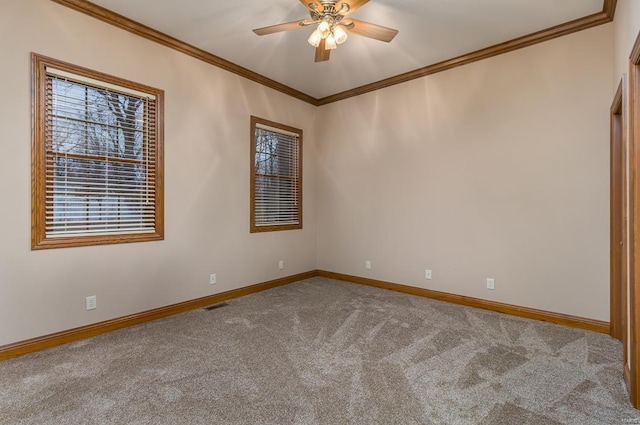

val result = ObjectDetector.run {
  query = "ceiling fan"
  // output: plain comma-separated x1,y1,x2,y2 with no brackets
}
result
252,0,398,62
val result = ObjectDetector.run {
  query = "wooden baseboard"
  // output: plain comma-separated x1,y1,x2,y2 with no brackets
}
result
0,270,318,361
317,270,610,334
2,269,610,361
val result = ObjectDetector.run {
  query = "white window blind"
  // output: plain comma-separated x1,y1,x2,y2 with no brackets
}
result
44,68,158,237
253,123,300,227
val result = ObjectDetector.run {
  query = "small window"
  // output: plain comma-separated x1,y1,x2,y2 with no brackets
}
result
250,116,302,233
31,53,164,249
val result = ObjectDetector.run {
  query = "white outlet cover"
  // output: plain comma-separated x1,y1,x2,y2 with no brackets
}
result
425,269,432,279
86,295,97,310
278,261,284,270
365,261,371,270
210,274,216,285
487,278,495,290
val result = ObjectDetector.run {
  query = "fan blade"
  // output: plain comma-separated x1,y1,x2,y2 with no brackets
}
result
335,0,370,15
253,19,307,36
299,0,323,12
315,39,331,62
342,19,398,42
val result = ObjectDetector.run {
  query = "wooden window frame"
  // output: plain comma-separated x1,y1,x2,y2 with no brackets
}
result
250,116,302,233
31,53,164,249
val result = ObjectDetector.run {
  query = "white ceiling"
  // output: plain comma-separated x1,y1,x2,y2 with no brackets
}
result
88,0,604,99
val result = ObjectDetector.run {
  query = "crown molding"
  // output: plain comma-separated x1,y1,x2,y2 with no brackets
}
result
317,1,617,105
50,0,319,105
51,0,615,106
604,0,618,21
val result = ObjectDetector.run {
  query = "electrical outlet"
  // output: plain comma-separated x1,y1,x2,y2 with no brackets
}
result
365,260,371,270
486,278,495,290
86,295,97,311
210,273,216,285
425,269,432,279
278,260,284,270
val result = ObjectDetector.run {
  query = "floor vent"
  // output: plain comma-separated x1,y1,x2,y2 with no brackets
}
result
204,302,229,311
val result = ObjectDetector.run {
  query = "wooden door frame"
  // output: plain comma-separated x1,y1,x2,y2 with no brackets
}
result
628,30,640,408
611,77,627,345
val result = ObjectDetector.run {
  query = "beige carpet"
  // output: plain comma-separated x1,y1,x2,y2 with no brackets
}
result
1,277,639,424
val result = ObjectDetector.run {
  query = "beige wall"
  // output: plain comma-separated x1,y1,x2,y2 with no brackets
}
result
0,0,318,346
0,0,625,346
316,25,613,321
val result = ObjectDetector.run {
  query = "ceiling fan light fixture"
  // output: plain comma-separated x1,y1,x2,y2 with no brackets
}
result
308,28,322,47
252,0,398,63
333,25,348,44
325,33,337,50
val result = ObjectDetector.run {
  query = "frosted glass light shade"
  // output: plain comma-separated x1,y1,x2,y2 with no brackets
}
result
318,21,331,38
308,29,322,47
325,34,337,50
333,26,348,44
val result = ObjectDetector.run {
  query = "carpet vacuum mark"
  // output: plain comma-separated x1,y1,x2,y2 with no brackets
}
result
1,277,639,424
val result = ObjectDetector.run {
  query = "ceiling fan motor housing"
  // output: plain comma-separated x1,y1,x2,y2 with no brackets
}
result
309,2,348,25
314,1,350,14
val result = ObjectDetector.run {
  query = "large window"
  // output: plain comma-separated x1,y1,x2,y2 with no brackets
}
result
31,53,164,249
250,116,302,233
